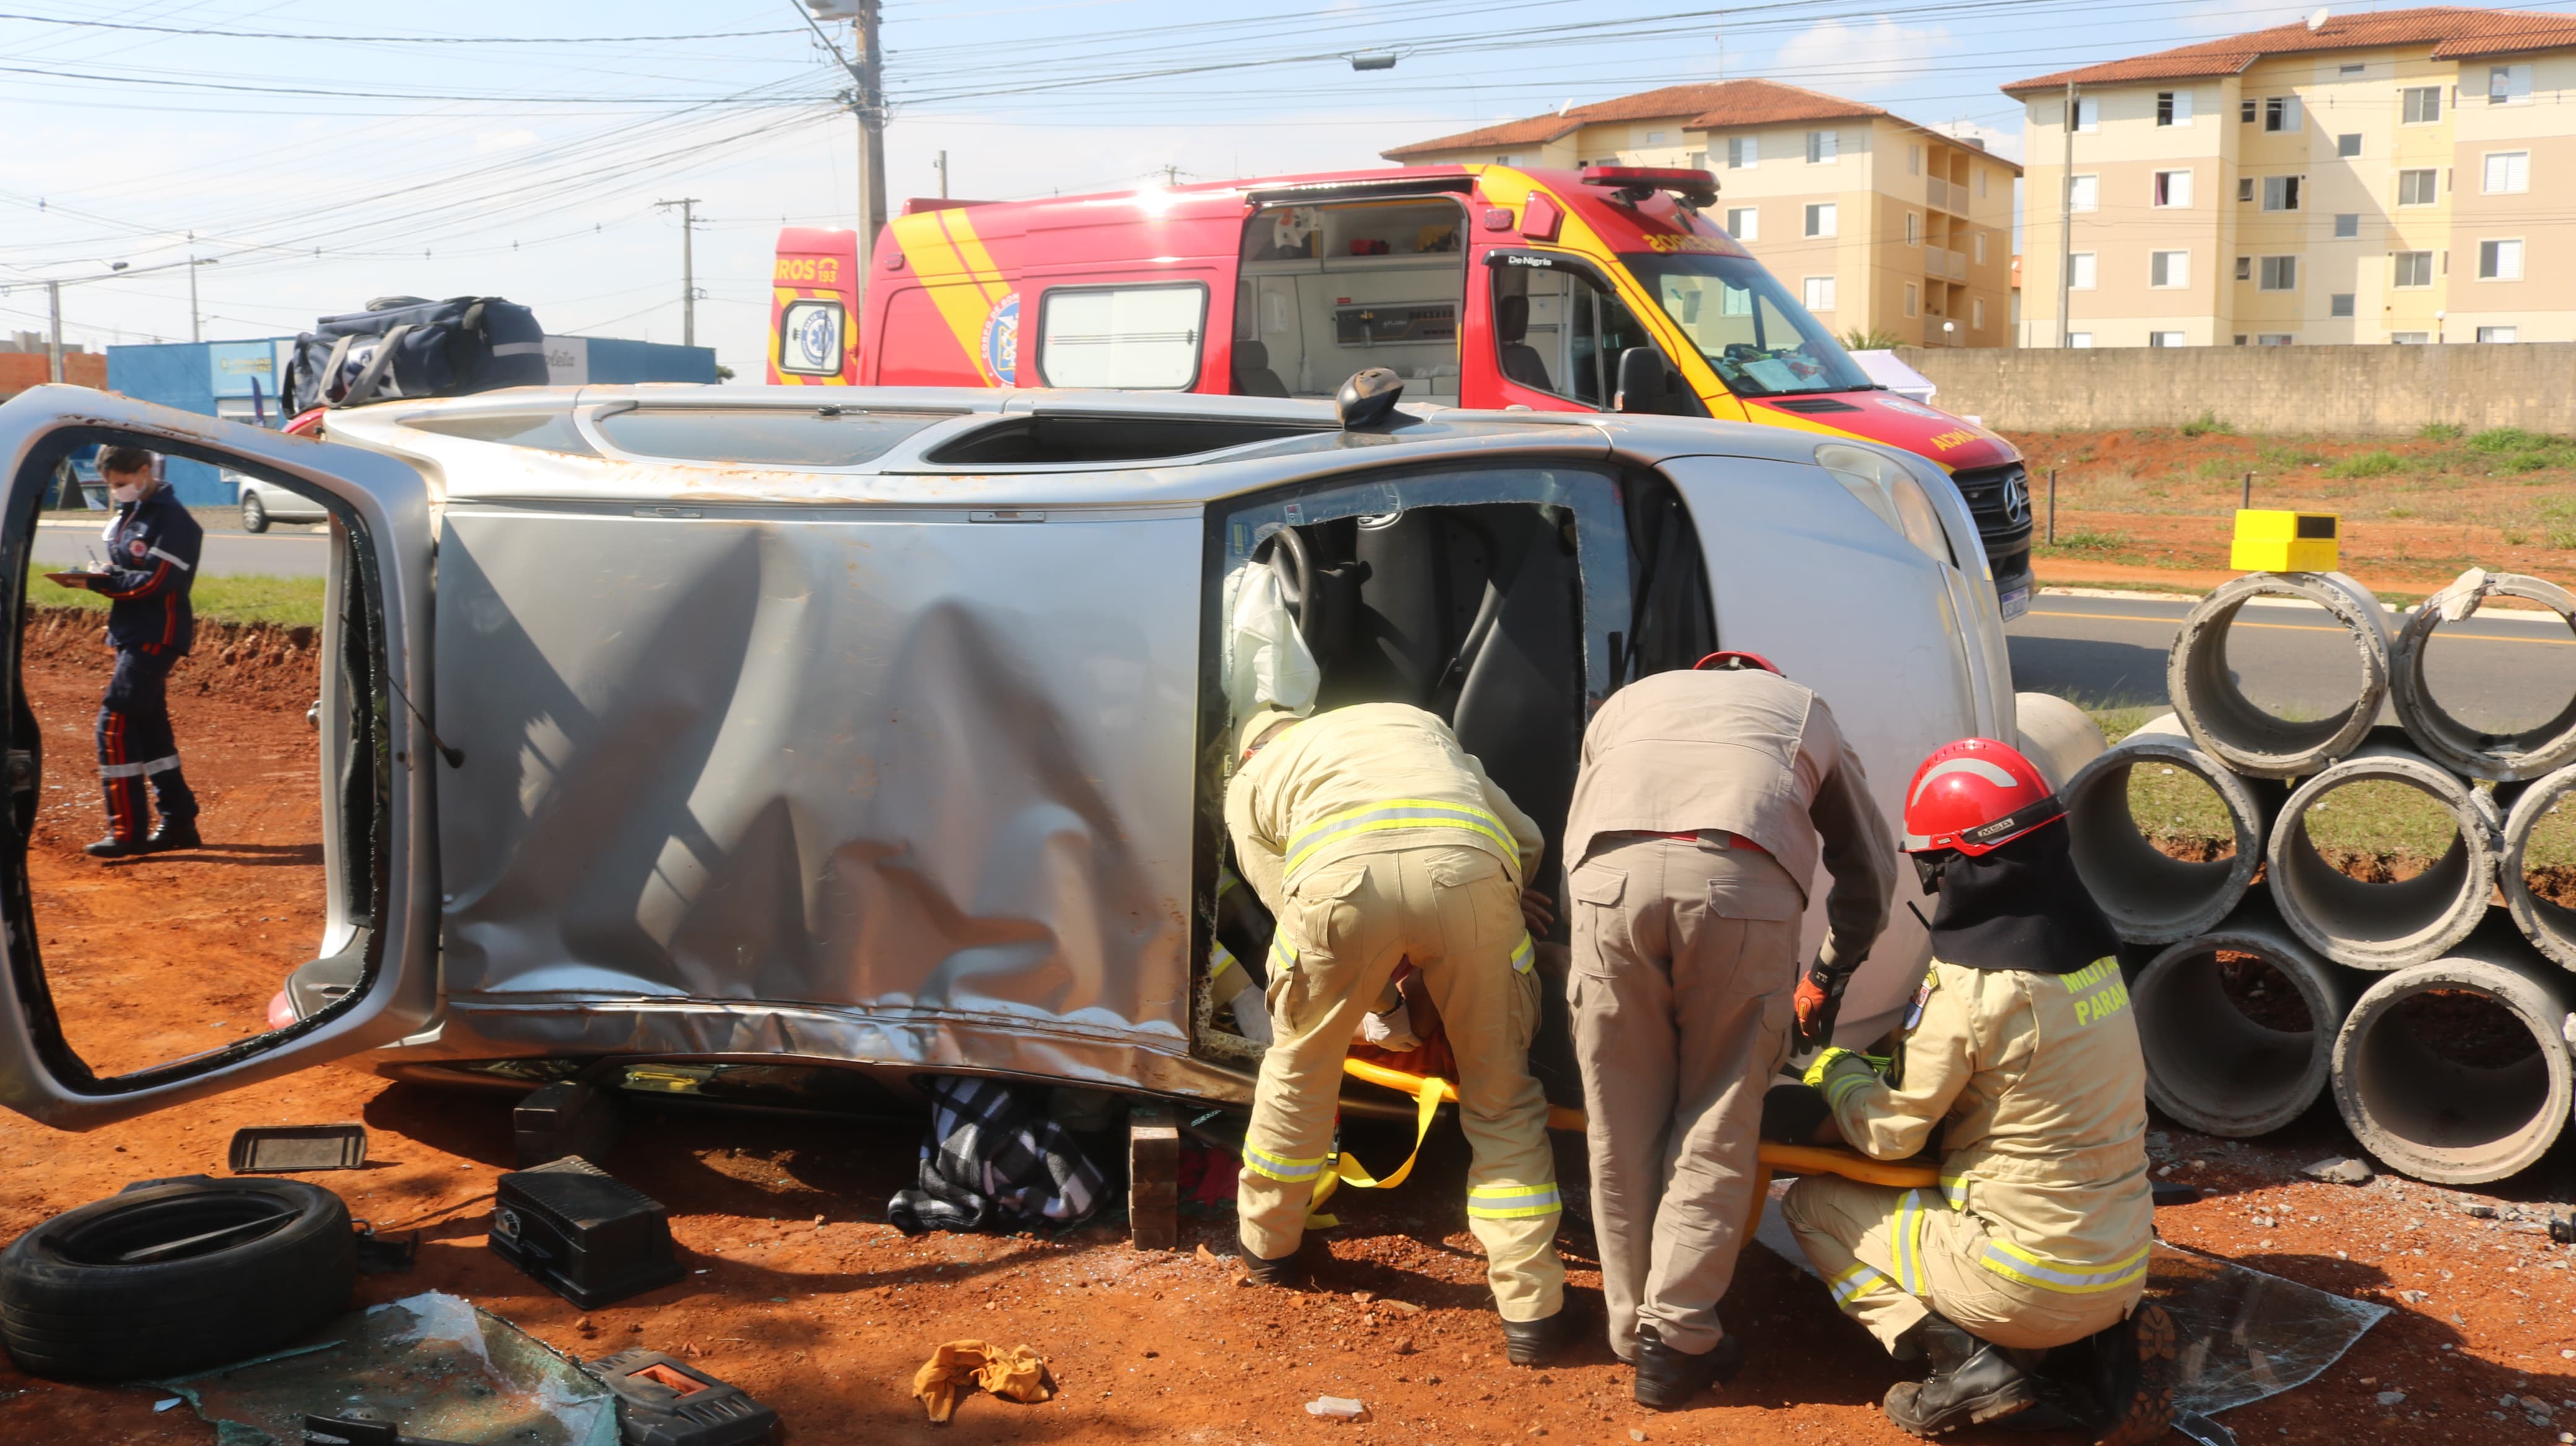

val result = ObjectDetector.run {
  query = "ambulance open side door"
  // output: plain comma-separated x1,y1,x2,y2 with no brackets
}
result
0,387,442,1130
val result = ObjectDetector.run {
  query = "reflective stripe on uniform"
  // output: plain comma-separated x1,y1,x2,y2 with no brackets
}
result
98,753,180,779
1508,934,1534,974
145,546,193,572
1269,934,1296,972
1827,1259,1893,1309
1890,1188,1931,1294
1209,939,1242,993
1285,799,1515,873
1939,1173,1969,1210
1244,1146,1329,1183
1978,1240,2152,1295
1820,1061,1874,1110
1464,1182,1561,1219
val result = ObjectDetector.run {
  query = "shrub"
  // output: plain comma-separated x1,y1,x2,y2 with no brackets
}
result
2469,425,2552,454
2324,450,2403,479
2419,422,2465,441
2179,412,2237,437
1838,327,1903,351
2509,451,2556,473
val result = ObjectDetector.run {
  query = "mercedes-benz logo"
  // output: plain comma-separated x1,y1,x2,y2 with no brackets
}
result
2003,472,2032,526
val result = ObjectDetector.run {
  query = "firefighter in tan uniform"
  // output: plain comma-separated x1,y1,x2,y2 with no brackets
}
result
1562,652,1897,1409
1781,738,2177,1445
1226,702,1570,1364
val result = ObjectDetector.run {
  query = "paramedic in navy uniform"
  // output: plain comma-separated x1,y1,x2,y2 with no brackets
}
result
71,446,202,858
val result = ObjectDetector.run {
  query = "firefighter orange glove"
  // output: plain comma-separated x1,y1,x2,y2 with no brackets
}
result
1792,958,1853,1052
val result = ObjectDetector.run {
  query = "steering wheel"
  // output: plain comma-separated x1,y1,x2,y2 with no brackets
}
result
1251,527,1314,640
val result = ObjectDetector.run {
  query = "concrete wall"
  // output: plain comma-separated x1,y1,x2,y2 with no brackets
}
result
1894,342,2576,435
0,352,108,397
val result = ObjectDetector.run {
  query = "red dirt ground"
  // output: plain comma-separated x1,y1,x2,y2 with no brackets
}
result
0,625,2570,1445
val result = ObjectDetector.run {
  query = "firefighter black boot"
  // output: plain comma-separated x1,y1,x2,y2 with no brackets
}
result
1236,1238,1309,1289
147,816,201,851
1500,1309,1572,1367
1632,1323,1744,1409
1882,1313,2039,1436
2087,1302,2178,1446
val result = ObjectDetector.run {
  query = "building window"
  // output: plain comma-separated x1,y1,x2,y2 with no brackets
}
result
2235,334,2249,344
2489,64,2533,105
2403,85,2442,124
2337,133,2362,158
2259,255,2297,290
2391,331,2429,344
1725,206,1758,240
2330,293,2356,317
2392,251,2434,287
1643,129,1668,145
2257,334,2294,346
2153,169,2193,207
1806,129,1838,163
2151,250,2190,287
2069,252,2097,289
1972,297,1987,329
2237,177,2255,202
2334,213,2360,238
2484,150,2530,193
1904,283,1920,318
2480,325,2520,342
2265,96,2302,132
1972,232,1988,264
2339,63,2366,76
1905,211,1921,245
2068,332,2095,348
2479,238,2523,280
2151,331,2187,347
2235,256,2252,281
1726,136,1759,169
2069,174,2099,211
1804,203,1837,237
2261,176,2302,211
2074,96,2099,132
2156,90,2193,126
1803,276,1836,311
2398,168,2438,206
1908,144,1922,176
1687,150,1707,169
1976,168,1988,198
2240,98,2257,123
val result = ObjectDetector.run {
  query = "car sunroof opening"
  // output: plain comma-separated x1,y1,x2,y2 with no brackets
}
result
921,414,1331,466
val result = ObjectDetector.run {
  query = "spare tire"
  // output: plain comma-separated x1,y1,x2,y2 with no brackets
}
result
1,1175,354,1380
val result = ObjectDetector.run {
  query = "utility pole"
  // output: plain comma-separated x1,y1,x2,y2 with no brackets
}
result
656,198,705,347
2058,81,2077,349
1163,163,1180,186
45,280,62,383
799,0,887,328
936,149,948,199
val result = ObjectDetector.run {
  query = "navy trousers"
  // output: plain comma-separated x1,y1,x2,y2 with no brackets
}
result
97,647,196,841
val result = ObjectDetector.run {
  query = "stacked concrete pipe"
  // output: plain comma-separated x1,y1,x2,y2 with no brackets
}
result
2500,762,2576,970
2167,571,2394,780
2131,897,2370,1137
2330,923,2576,1185
2265,735,2500,971
2389,570,2576,782
2064,712,2276,945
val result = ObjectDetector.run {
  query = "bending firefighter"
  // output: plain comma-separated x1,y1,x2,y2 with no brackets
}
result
1225,702,1570,1364
1778,738,2176,1443
71,446,202,859
1562,651,1896,1408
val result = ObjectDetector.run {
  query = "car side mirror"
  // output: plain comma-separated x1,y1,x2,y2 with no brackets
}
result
1613,346,1680,415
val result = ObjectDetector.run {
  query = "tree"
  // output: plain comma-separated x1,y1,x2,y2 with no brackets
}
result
713,364,737,382
1838,327,1903,351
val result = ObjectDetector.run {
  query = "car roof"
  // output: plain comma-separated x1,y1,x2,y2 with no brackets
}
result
322,384,1848,509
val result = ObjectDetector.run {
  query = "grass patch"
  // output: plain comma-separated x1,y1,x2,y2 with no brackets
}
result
2420,422,2465,441
2299,778,2470,873
2178,412,2236,438
2549,526,2576,552
25,573,327,629
2468,426,2552,454
2256,443,2320,469
2045,528,2127,554
2324,450,2404,479
2193,458,2244,481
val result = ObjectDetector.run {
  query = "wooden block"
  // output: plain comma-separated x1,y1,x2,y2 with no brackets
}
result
1129,1102,1180,1252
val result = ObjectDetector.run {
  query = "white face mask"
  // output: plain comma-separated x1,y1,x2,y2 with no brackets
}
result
110,482,144,505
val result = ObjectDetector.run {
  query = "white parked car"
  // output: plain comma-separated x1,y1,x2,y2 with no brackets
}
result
225,468,329,532
0,381,2038,1130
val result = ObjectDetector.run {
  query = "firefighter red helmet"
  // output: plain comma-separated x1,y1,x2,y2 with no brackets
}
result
1692,650,1782,675
1902,738,2061,855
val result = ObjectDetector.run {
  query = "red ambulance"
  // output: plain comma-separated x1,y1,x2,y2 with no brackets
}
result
769,164,2032,613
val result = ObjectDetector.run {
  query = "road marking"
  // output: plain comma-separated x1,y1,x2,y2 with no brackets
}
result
2022,609,2576,646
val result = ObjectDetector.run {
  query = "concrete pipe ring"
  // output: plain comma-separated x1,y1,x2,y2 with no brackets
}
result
2133,903,2365,1137
2499,762,2576,970
2330,939,2576,1185
2266,742,2497,971
2063,713,2271,944
2391,571,2576,781
2167,572,2393,779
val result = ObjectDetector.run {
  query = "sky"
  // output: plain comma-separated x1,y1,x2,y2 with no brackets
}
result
2,0,2564,377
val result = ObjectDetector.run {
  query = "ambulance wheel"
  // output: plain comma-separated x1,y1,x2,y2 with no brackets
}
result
240,493,269,533
0,1175,354,1380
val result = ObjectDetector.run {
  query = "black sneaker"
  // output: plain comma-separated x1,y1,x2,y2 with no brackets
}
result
83,835,145,860
147,817,201,852
1632,1324,1744,1410
1882,1315,2039,1437
2087,1302,2178,1446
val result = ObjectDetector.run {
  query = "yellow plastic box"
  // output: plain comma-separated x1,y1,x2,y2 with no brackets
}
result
2230,510,2338,573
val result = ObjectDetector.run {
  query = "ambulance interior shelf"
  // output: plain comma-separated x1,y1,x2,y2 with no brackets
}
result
1240,199,1466,403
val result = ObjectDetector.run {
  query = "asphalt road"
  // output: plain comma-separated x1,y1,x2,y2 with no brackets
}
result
33,517,328,578
2009,591,2576,730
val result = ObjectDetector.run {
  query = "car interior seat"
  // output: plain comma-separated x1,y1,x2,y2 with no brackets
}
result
1231,340,1290,398
1495,295,1555,393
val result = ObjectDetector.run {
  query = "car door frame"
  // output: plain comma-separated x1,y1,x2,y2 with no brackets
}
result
0,386,441,1129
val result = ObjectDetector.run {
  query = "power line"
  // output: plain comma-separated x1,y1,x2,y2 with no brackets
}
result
0,13,805,45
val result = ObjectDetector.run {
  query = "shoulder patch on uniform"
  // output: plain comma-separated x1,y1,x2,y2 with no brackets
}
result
1902,969,1938,1032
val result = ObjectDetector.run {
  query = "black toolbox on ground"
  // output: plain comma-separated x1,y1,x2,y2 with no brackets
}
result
487,1157,683,1309
583,1350,778,1446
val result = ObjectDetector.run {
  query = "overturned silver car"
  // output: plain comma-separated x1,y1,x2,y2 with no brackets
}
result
0,383,2036,1130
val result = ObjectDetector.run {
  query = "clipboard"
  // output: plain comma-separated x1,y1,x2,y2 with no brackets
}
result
43,571,100,590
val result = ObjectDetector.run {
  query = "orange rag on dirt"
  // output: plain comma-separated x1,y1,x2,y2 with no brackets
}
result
912,1339,1056,1423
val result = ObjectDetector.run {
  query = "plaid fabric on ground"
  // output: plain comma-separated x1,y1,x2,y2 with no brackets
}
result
887,1076,1108,1235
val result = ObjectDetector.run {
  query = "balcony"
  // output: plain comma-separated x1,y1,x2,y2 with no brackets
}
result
1926,176,1964,214
1930,248,1967,282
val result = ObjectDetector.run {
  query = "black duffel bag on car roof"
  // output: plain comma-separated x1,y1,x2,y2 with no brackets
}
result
280,294,549,413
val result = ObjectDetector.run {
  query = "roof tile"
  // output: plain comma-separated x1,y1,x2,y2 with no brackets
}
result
2004,5,2576,93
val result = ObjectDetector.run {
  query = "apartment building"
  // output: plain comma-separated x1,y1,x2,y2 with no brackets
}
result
1385,80,2022,348
2008,6,2576,347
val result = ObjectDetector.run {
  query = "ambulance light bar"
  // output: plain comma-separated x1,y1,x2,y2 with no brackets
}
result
1578,166,1719,207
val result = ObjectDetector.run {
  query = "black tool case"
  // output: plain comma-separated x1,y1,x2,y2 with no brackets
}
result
487,1157,683,1308
583,1349,778,1445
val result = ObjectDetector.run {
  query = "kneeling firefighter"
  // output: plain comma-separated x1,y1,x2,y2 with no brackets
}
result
1225,702,1570,1363
1778,738,2176,1444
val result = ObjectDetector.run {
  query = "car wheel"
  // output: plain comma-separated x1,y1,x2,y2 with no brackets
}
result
0,1175,354,1381
240,493,269,533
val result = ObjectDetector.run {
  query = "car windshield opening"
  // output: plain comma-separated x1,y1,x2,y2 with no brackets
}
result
1622,253,1874,398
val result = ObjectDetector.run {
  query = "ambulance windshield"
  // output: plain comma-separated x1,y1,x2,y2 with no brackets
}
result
1623,253,1874,399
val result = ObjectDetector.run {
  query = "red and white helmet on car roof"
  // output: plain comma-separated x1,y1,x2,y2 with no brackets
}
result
1901,737,2060,855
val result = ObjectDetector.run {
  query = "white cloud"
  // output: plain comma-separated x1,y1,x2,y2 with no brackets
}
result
474,129,539,154
1772,17,1952,96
